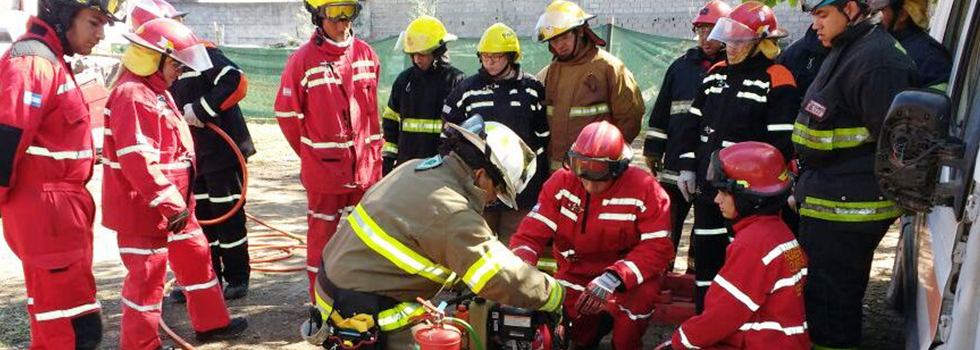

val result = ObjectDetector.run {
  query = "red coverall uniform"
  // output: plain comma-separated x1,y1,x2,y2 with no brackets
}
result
274,32,382,300
0,17,102,349
509,166,674,350
672,215,809,350
102,71,231,350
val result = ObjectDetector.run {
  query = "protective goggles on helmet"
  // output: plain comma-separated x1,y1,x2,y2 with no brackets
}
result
318,3,360,22
707,17,761,45
78,0,127,22
801,0,842,12
706,152,743,193
565,149,631,181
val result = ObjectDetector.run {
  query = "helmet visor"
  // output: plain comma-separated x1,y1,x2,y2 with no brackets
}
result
566,151,615,181
707,17,760,45
171,43,212,72
705,151,731,191
319,3,360,21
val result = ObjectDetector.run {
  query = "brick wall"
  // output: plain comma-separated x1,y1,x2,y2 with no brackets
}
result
176,0,813,46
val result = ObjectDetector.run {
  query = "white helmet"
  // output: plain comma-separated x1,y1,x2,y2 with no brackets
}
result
445,116,537,209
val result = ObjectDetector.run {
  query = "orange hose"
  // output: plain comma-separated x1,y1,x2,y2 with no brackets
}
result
198,122,248,226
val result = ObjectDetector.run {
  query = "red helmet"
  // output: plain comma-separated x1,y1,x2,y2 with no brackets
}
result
567,121,632,181
123,18,212,72
130,0,187,29
708,1,786,45
693,0,733,26
707,141,791,197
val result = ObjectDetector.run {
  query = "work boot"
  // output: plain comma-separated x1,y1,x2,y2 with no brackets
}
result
224,282,249,300
168,288,186,304
195,317,248,342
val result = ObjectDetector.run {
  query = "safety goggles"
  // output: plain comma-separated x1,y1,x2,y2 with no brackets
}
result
319,3,360,22
706,151,741,193
565,150,629,181
801,0,840,12
79,0,127,22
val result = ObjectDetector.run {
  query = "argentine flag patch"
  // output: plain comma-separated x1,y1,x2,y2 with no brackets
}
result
23,91,41,108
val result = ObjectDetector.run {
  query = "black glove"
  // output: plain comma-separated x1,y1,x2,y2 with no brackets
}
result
382,157,395,176
645,153,664,175
166,209,191,233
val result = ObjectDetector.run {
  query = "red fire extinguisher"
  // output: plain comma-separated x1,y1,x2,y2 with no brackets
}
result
412,297,484,350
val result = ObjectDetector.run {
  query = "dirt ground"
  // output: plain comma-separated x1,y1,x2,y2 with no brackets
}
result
0,121,904,349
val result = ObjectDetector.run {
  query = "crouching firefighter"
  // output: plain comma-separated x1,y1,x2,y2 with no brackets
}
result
301,116,565,349
0,0,124,348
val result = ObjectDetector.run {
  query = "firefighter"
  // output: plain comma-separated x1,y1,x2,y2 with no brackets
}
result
873,0,952,90
777,25,828,94
0,0,122,347
666,142,809,350
128,0,258,302
644,0,731,269
675,1,799,313
795,0,915,348
101,18,248,349
382,16,465,175
275,0,382,300
442,22,549,243
509,121,675,350
535,0,644,172
301,117,564,350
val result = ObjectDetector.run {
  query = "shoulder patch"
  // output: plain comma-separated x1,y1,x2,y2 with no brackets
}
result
9,40,58,64
767,64,797,88
415,155,444,171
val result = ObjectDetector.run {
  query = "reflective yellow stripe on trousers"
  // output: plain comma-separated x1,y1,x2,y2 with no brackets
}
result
348,204,455,284
800,196,903,222
314,288,425,332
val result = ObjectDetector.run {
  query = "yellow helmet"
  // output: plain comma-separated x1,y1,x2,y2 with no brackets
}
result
535,0,596,42
477,23,522,61
399,16,457,54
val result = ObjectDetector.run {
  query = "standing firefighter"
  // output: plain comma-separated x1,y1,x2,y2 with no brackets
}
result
301,117,564,350
275,0,382,300
874,0,952,90
795,0,915,348
535,0,644,172
675,1,799,312
382,16,465,174
101,18,248,349
130,0,257,302
0,0,123,347
509,121,675,350
666,142,809,350
644,0,731,267
443,22,550,242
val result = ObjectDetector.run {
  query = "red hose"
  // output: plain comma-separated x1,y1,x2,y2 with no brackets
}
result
198,122,248,226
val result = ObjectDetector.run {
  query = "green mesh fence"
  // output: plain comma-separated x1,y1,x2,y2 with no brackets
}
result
223,24,694,126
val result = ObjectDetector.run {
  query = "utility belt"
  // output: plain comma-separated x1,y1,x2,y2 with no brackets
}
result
303,266,424,349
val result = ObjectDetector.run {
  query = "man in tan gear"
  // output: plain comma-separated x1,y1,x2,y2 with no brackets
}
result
536,0,645,172
301,116,564,350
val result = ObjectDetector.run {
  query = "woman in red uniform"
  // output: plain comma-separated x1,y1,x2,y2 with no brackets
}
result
101,18,246,350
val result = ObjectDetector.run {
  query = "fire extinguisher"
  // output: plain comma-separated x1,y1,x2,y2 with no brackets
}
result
412,297,485,350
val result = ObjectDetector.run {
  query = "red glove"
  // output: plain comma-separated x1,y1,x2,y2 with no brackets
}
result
574,272,622,315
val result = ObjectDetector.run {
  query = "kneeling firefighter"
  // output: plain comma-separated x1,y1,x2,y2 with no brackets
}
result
301,116,565,349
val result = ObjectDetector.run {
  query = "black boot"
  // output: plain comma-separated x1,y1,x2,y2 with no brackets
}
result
223,282,249,300
168,288,186,304
195,317,248,342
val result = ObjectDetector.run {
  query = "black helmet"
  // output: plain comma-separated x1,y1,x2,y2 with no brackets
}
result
38,0,126,53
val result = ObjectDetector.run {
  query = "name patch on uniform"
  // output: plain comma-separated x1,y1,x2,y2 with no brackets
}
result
415,155,443,171
805,100,827,120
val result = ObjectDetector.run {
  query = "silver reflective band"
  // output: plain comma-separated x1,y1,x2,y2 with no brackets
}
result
26,146,93,160
121,297,162,312
34,301,101,321
183,278,219,292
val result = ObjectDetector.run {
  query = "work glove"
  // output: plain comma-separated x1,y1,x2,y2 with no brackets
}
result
787,195,798,212
677,170,697,202
645,154,663,176
574,271,621,316
166,208,191,233
183,104,205,128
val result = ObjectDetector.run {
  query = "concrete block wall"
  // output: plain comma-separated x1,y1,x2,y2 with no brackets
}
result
175,0,813,46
